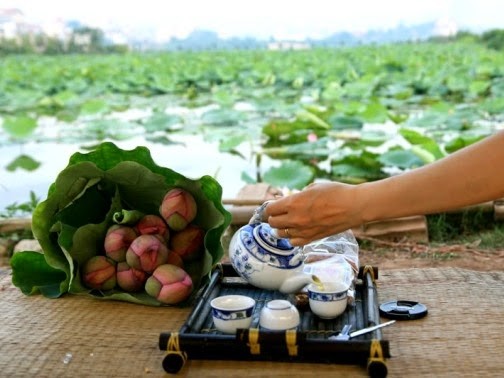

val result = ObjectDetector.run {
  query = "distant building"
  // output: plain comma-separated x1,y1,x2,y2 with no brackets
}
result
267,40,311,50
40,18,72,40
0,8,25,38
106,29,129,46
0,8,99,52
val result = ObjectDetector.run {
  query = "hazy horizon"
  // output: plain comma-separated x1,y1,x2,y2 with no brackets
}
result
2,0,503,41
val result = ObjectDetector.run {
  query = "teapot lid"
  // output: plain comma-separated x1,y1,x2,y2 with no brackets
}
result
253,223,295,255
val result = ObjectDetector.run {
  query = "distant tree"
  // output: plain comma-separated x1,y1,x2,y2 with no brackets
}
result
481,29,504,50
104,44,129,53
0,38,19,55
44,37,66,54
454,30,479,43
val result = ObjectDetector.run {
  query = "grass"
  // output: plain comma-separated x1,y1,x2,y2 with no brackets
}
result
427,209,504,248
0,191,40,220
416,250,459,261
356,208,503,267
478,225,504,248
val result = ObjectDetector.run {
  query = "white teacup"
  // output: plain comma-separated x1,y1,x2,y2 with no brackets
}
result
259,299,300,330
307,282,348,319
210,295,256,334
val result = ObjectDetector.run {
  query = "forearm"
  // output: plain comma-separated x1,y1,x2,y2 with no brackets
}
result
358,131,504,222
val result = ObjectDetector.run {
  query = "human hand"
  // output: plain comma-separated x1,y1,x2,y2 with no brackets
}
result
264,182,365,246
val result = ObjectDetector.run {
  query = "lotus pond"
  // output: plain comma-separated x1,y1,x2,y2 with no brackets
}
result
1,41,503,216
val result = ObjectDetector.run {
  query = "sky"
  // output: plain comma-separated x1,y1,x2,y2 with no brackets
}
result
2,0,503,41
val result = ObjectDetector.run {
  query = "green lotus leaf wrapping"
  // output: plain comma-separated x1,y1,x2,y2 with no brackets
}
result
11,142,232,306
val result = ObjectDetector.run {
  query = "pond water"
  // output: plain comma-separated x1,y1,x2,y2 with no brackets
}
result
0,100,282,212
3,98,500,214
0,135,263,211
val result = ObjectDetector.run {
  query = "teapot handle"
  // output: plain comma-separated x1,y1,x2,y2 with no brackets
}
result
248,200,273,225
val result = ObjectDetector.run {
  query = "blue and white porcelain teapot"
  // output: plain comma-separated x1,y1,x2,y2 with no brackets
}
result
229,202,319,293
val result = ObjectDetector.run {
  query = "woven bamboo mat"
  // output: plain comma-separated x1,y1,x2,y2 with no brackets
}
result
0,267,503,378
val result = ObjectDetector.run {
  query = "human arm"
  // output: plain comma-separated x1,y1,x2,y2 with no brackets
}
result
265,130,504,246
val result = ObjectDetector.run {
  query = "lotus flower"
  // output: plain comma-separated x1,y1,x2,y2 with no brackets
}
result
125,234,169,273
136,214,170,241
104,225,138,262
145,264,193,304
116,262,147,292
170,225,205,262
159,188,197,231
82,256,117,290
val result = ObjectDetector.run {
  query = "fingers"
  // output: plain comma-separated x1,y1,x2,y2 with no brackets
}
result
288,237,306,247
271,226,294,239
267,212,291,229
287,232,317,247
264,200,292,235
263,195,320,246
272,222,335,246
263,199,285,218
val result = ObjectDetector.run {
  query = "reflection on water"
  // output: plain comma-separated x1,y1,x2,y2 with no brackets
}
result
0,135,261,210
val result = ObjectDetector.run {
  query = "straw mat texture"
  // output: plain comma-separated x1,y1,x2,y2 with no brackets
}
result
1,267,503,377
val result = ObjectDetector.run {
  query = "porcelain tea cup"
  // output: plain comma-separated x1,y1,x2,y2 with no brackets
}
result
307,282,348,319
210,295,256,334
259,299,300,330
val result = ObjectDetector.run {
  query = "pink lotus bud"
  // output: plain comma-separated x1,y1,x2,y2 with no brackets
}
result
166,251,185,269
82,256,117,291
145,264,193,304
136,214,170,241
170,225,205,262
116,262,147,292
307,132,318,142
159,188,197,231
125,234,169,273
104,225,138,262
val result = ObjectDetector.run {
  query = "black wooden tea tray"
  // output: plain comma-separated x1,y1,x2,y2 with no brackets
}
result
159,263,390,377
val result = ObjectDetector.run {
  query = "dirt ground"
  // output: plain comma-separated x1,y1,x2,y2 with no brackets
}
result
357,238,504,271
1,238,503,273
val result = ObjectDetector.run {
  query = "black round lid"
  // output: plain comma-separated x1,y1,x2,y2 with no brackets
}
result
379,300,428,320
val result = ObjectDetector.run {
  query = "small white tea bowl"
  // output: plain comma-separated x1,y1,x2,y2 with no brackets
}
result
259,299,300,330
210,295,256,334
307,282,348,319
